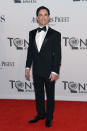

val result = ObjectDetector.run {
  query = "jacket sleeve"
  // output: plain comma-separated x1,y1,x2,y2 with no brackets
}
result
26,31,33,68
51,32,61,74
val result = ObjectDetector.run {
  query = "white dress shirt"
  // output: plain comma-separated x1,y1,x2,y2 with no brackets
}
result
35,25,48,52
26,25,58,76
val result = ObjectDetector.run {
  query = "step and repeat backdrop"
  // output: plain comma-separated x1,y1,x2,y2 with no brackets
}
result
0,0,87,101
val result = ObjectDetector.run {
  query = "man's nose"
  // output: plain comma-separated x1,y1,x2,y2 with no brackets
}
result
42,16,45,19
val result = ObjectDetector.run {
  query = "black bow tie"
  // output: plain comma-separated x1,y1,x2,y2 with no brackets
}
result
37,26,47,32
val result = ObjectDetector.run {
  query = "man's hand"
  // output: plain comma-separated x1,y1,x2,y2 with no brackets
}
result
25,69,30,80
49,72,59,82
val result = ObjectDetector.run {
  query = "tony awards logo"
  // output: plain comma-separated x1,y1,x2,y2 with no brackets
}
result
62,81,87,93
7,37,29,50
9,80,34,92
63,37,87,50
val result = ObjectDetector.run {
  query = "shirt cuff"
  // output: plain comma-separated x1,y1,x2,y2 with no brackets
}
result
26,67,30,69
51,72,58,76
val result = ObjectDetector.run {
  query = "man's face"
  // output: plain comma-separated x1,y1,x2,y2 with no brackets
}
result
36,9,50,27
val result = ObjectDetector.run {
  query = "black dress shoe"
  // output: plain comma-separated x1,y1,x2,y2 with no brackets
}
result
29,115,45,123
45,119,52,127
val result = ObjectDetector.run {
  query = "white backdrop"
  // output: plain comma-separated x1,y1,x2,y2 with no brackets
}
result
0,0,87,101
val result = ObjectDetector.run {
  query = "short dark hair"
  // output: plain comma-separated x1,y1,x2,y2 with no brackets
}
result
36,6,50,16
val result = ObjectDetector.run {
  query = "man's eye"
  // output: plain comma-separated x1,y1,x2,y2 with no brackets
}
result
39,14,42,16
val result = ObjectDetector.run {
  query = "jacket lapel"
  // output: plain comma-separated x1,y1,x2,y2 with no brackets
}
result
33,29,38,52
40,27,52,52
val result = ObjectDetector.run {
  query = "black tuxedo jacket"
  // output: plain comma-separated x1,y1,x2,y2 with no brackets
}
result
26,27,61,78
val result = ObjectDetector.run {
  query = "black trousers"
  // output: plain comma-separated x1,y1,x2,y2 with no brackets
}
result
33,75,55,120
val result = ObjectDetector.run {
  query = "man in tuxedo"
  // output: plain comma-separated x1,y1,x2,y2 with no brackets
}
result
25,6,61,127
